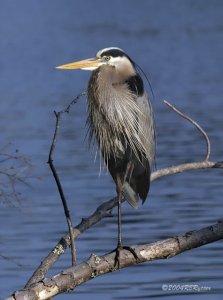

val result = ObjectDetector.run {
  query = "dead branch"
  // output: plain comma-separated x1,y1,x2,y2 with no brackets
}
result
24,197,117,288
6,220,223,300
164,100,211,161
0,144,32,205
4,100,223,299
24,100,223,289
151,160,223,181
48,110,77,267
24,160,223,288
47,92,86,267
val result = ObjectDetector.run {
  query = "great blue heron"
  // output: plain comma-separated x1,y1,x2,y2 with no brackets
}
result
56,47,155,266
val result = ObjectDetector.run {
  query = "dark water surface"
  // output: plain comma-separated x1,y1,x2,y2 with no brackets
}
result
0,0,223,299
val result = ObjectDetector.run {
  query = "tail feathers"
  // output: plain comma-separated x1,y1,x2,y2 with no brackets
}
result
122,168,151,208
123,182,139,209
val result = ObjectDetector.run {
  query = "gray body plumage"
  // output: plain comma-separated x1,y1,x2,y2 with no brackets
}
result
56,47,156,261
87,57,155,207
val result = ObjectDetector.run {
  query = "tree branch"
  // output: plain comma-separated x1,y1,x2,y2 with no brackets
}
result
24,160,223,288
24,100,223,289
151,160,223,181
47,92,86,267
164,100,211,161
4,99,222,299
0,144,32,205
6,220,223,300
24,197,117,288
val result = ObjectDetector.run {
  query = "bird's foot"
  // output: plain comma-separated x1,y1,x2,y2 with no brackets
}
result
114,244,138,269
114,243,123,269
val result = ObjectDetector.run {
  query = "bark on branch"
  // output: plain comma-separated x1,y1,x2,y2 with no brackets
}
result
6,220,223,300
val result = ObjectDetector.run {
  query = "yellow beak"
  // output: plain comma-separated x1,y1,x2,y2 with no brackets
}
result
56,57,102,70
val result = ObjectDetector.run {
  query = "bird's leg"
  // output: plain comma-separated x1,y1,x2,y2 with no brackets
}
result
114,173,123,268
114,162,139,267
116,174,123,247
114,162,135,268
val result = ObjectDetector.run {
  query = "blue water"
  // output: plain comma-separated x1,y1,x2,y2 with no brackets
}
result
0,0,223,299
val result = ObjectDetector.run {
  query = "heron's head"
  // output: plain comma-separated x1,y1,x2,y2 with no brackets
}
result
56,47,136,75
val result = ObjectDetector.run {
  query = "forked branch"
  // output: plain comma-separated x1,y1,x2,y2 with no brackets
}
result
5,98,223,299
25,98,223,289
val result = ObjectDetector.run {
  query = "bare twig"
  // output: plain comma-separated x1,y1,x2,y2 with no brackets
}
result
63,91,86,113
164,100,211,161
7,220,223,300
48,111,76,267
47,92,86,268
0,145,32,205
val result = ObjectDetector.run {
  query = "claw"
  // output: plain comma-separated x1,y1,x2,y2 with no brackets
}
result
122,245,138,261
114,244,123,268
114,244,138,268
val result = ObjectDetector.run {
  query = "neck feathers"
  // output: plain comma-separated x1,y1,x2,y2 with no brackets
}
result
87,68,148,164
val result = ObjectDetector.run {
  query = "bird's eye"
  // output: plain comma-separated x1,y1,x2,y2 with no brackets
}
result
104,56,111,61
